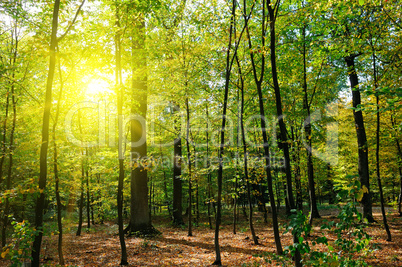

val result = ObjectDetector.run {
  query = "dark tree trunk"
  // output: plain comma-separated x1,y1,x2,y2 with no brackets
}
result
172,104,184,225
86,167,90,229
206,103,213,230
1,77,16,250
32,1,60,265
246,0,283,254
129,18,156,235
301,26,320,224
267,1,300,265
237,55,258,245
213,1,236,264
52,57,65,265
267,1,296,213
115,8,128,264
0,86,9,190
372,52,391,241
1,18,18,247
76,147,84,237
344,55,374,223
185,98,193,237
392,115,402,216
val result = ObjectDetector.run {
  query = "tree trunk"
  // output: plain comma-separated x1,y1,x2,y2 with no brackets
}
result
267,1,296,213
52,56,65,265
267,2,300,265
76,110,85,237
76,163,84,236
172,104,184,225
373,52,391,241
391,115,402,216
1,17,18,247
32,1,60,265
129,18,156,235
213,0,236,264
86,167,90,229
206,103,213,230
344,55,374,223
301,26,320,224
185,98,193,237
115,8,128,264
237,55,258,245
246,0,283,255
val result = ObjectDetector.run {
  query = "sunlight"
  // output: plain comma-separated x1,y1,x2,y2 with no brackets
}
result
86,79,112,96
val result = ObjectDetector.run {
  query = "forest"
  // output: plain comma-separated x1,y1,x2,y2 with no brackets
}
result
0,0,401,266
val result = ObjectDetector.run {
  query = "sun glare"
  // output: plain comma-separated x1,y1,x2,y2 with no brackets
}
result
86,79,112,96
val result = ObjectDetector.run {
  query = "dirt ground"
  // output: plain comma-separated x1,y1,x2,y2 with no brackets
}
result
1,206,401,266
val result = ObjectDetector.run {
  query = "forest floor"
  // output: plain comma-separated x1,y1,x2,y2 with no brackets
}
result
1,205,402,266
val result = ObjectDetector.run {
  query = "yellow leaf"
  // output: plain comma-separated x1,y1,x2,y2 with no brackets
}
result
362,185,368,194
1,249,9,258
18,249,23,255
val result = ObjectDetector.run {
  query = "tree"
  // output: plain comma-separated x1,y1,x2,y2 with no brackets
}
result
172,103,184,225
345,54,374,223
129,15,156,235
31,1,60,265
115,4,128,264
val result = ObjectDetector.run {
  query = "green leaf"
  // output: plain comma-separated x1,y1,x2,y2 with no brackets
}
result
359,0,364,5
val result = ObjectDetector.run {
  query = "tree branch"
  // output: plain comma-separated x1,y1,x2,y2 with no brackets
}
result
57,0,86,43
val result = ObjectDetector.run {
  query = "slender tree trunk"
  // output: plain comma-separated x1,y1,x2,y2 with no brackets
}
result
206,103,213,230
1,76,16,250
76,110,85,237
173,104,184,225
86,167,90,229
32,1,60,265
76,179,84,236
344,55,374,223
52,56,64,265
1,19,18,247
373,52,391,241
391,115,402,216
115,8,128,263
213,1,236,264
267,2,300,264
185,98,193,237
246,0,283,255
237,55,258,245
0,88,9,189
195,170,200,226
301,26,320,224
267,1,296,213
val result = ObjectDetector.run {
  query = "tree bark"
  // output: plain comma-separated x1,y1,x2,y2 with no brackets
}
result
237,55,258,245
372,52,391,240
129,18,156,235
52,56,65,265
86,166,90,229
213,1,236,264
344,55,374,223
267,1,300,265
32,1,60,265
1,15,18,247
301,26,320,224
206,103,213,230
185,98,193,237
246,0,283,255
172,104,184,225
115,7,128,264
